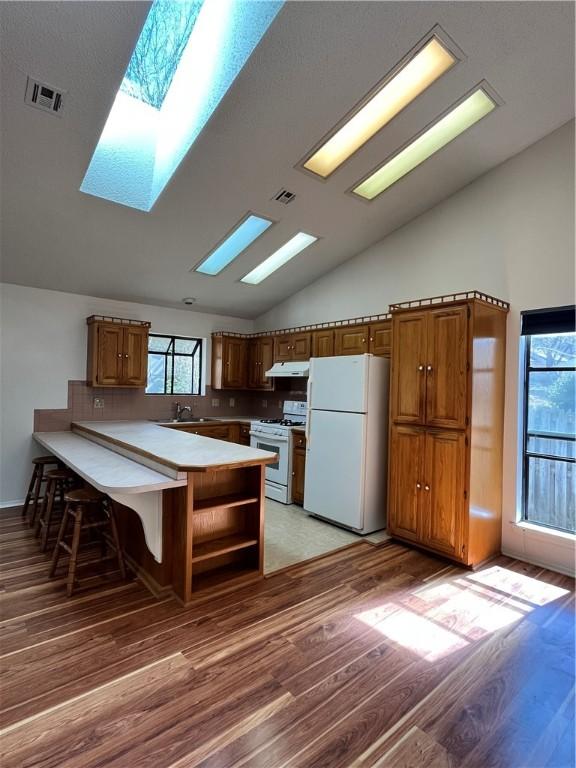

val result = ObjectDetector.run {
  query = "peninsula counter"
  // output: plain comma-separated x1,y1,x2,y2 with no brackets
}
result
34,421,277,604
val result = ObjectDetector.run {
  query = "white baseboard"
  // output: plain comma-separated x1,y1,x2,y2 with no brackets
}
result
502,547,575,578
0,499,24,510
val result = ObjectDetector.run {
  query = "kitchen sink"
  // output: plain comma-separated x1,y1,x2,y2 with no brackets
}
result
189,418,220,422
151,417,220,424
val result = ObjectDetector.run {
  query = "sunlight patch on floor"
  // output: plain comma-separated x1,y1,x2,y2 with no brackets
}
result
354,565,568,661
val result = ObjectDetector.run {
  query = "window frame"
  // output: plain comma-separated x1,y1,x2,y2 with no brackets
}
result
521,333,575,533
146,333,203,396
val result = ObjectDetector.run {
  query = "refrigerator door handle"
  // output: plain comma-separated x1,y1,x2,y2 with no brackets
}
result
306,378,312,446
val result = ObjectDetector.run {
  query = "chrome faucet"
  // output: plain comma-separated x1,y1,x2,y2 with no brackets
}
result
174,402,192,422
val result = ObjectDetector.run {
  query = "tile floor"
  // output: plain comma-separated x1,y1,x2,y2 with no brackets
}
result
264,498,389,573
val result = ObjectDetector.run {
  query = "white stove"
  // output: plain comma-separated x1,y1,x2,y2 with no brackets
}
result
250,400,307,503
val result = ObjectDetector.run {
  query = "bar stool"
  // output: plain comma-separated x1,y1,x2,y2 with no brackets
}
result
22,456,60,525
35,468,77,552
50,488,126,597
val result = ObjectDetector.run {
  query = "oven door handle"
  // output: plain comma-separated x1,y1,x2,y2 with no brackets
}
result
250,431,289,443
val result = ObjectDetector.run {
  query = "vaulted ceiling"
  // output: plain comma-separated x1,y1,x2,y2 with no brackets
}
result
1,1,574,318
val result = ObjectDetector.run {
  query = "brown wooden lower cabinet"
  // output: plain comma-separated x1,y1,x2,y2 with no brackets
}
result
178,424,234,441
388,425,473,564
238,423,251,446
292,431,306,505
167,421,252,446
388,425,423,543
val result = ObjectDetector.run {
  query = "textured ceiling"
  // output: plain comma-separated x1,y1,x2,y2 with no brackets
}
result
1,1,574,318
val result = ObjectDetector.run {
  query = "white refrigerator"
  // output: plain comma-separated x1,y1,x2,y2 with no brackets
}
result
304,354,389,534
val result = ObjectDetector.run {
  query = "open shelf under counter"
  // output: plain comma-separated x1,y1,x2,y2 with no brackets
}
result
192,533,258,563
191,562,262,595
193,493,260,515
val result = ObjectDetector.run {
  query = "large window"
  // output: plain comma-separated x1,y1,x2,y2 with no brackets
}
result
146,334,202,395
521,307,575,534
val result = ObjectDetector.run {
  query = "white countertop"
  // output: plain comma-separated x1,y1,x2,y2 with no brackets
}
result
72,420,277,472
33,431,185,494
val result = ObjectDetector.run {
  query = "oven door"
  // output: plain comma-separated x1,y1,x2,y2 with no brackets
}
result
250,432,289,487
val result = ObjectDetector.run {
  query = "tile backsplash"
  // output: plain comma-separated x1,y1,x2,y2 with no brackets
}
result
34,380,306,432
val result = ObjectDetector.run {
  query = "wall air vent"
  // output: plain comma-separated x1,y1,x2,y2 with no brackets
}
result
24,77,65,117
272,189,296,205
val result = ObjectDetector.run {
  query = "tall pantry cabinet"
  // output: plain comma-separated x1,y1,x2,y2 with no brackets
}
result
387,293,509,567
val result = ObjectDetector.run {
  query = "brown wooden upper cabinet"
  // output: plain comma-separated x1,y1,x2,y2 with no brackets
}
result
248,337,274,390
368,320,392,357
390,306,468,429
274,332,311,362
334,325,369,355
211,335,247,390
334,320,391,357
311,329,334,358
87,317,149,387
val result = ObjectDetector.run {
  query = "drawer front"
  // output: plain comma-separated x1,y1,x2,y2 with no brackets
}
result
293,432,307,449
187,425,231,440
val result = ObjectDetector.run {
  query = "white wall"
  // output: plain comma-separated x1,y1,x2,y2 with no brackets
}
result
256,120,576,574
0,284,253,505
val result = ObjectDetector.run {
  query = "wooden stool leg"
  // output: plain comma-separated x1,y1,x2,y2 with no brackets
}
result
35,479,52,538
67,506,84,597
107,504,126,580
22,465,39,520
41,479,61,552
50,502,70,577
30,466,47,526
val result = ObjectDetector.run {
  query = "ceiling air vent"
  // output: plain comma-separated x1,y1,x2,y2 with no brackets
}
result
272,189,296,205
24,77,65,117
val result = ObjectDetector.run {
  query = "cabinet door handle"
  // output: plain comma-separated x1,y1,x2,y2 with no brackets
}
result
424,484,430,491
416,482,421,489
418,365,424,372
369,337,374,342
362,338,366,343
426,365,433,372
117,353,122,358
124,354,129,359
292,471,295,476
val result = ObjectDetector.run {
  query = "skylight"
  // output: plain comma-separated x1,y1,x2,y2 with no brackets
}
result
80,0,283,212
195,213,273,275
241,232,318,284
302,34,458,179
352,86,498,201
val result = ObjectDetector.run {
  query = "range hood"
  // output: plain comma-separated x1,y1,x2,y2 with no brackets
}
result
265,361,310,378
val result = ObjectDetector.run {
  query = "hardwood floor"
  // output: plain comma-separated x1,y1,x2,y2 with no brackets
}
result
0,506,574,767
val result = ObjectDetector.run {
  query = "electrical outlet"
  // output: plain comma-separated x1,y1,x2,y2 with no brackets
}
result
211,398,220,407
93,397,105,409
262,399,268,408
229,397,235,407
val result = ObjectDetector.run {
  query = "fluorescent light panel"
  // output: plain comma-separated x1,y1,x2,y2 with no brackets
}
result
195,214,273,275
302,36,457,179
80,0,283,211
352,87,497,201
241,232,318,285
